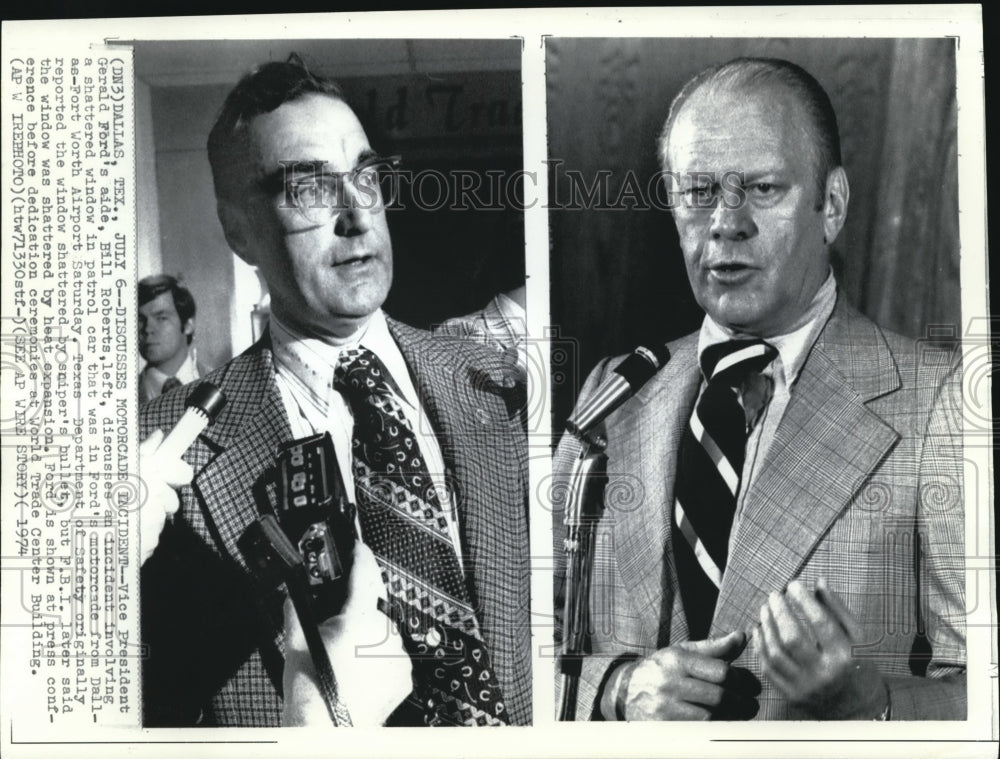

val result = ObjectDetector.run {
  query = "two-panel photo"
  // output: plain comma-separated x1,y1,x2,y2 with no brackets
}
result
130,34,970,734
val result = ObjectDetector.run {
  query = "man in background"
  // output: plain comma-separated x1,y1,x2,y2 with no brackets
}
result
138,274,204,404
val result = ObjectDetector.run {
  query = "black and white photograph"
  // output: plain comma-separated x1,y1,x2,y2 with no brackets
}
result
550,37,971,722
0,7,992,759
131,38,532,728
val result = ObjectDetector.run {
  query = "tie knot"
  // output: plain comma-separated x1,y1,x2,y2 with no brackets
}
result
334,347,392,398
700,339,777,386
161,376,182,394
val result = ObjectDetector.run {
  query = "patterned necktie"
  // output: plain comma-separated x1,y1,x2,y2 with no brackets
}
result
161,376,182,394
334,347,509,726
672,339,777,640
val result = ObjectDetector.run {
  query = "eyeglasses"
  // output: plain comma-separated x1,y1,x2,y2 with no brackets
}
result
273,154,402,226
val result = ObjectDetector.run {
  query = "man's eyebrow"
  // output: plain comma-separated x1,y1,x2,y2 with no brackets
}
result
738,169,782,183
257,162,322,192
355,148,378,165
675,174,717,188
258,150,379,191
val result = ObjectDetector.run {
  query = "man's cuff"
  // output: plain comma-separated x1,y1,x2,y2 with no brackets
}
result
596,655,639,721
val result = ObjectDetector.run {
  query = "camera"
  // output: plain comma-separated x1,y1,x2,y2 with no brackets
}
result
239,432,357,620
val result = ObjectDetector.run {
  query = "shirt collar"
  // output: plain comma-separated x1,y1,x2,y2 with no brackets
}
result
270,309,420,411
493,291,525,323
142,350,198,392
697,271,838,388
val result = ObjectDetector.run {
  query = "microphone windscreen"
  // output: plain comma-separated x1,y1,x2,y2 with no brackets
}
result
565,343,670,438
186,382,227,420
613,344,671,390
155,382,227,461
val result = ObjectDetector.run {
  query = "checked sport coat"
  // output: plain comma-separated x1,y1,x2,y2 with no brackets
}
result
140,318,532,726
553,296,966,720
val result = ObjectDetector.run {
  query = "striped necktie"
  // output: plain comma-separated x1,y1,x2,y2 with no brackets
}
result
671,339,777,640
334,347,509,726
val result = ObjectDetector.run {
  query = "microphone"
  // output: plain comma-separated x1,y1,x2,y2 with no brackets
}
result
154,382,227,461
565,343,670,439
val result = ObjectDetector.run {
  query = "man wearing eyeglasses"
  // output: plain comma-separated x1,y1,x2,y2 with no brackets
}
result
138,58,531,727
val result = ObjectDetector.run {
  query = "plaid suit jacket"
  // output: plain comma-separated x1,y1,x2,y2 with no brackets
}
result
554,297,966,720
140,318,531,726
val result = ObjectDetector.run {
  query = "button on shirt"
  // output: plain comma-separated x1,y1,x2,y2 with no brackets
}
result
695,272,838,557
270,310,461,560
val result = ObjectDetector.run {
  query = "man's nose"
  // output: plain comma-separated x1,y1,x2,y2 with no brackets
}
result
333,182,376,238
709,200,756,241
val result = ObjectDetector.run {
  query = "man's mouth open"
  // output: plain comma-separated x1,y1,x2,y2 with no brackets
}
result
708,263,755,283
334,254,374,267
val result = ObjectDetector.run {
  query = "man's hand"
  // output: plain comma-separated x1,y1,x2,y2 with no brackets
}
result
620,630,757,720
758,578,889,719
139,429,194,565
282,542,413,727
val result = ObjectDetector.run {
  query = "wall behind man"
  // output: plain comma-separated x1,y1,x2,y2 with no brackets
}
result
547,38,960,430
148,82,235,374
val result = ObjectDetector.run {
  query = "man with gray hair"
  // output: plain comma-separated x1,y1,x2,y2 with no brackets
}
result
555,57,965,721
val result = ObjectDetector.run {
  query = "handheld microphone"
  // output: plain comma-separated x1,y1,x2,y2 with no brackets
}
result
155,381,227,460
565,343,671,439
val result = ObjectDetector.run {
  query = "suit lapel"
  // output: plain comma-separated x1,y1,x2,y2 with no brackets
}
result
191,342,293,622
386,319,523,607
712,301,902,637
606,336,700,645
387,320,531,722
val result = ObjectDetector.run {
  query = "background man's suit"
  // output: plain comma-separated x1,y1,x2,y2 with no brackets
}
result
141,319,532,726
554,296,965,719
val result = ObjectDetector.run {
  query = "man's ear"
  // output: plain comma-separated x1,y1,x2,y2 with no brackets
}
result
822,166,850,246
217,199,256,265
182,317,195,338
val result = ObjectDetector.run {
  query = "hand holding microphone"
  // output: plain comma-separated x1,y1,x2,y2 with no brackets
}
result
282,542,413,727
139,383,226,565
138,429,194,564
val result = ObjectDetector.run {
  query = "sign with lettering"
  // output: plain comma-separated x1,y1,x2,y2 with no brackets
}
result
339,72,522,144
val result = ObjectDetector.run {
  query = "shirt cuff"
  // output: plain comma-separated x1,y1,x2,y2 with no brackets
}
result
596,655,639,721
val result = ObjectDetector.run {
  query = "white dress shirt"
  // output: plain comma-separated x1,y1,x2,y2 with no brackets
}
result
270,310,461,558
139,350,200,400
